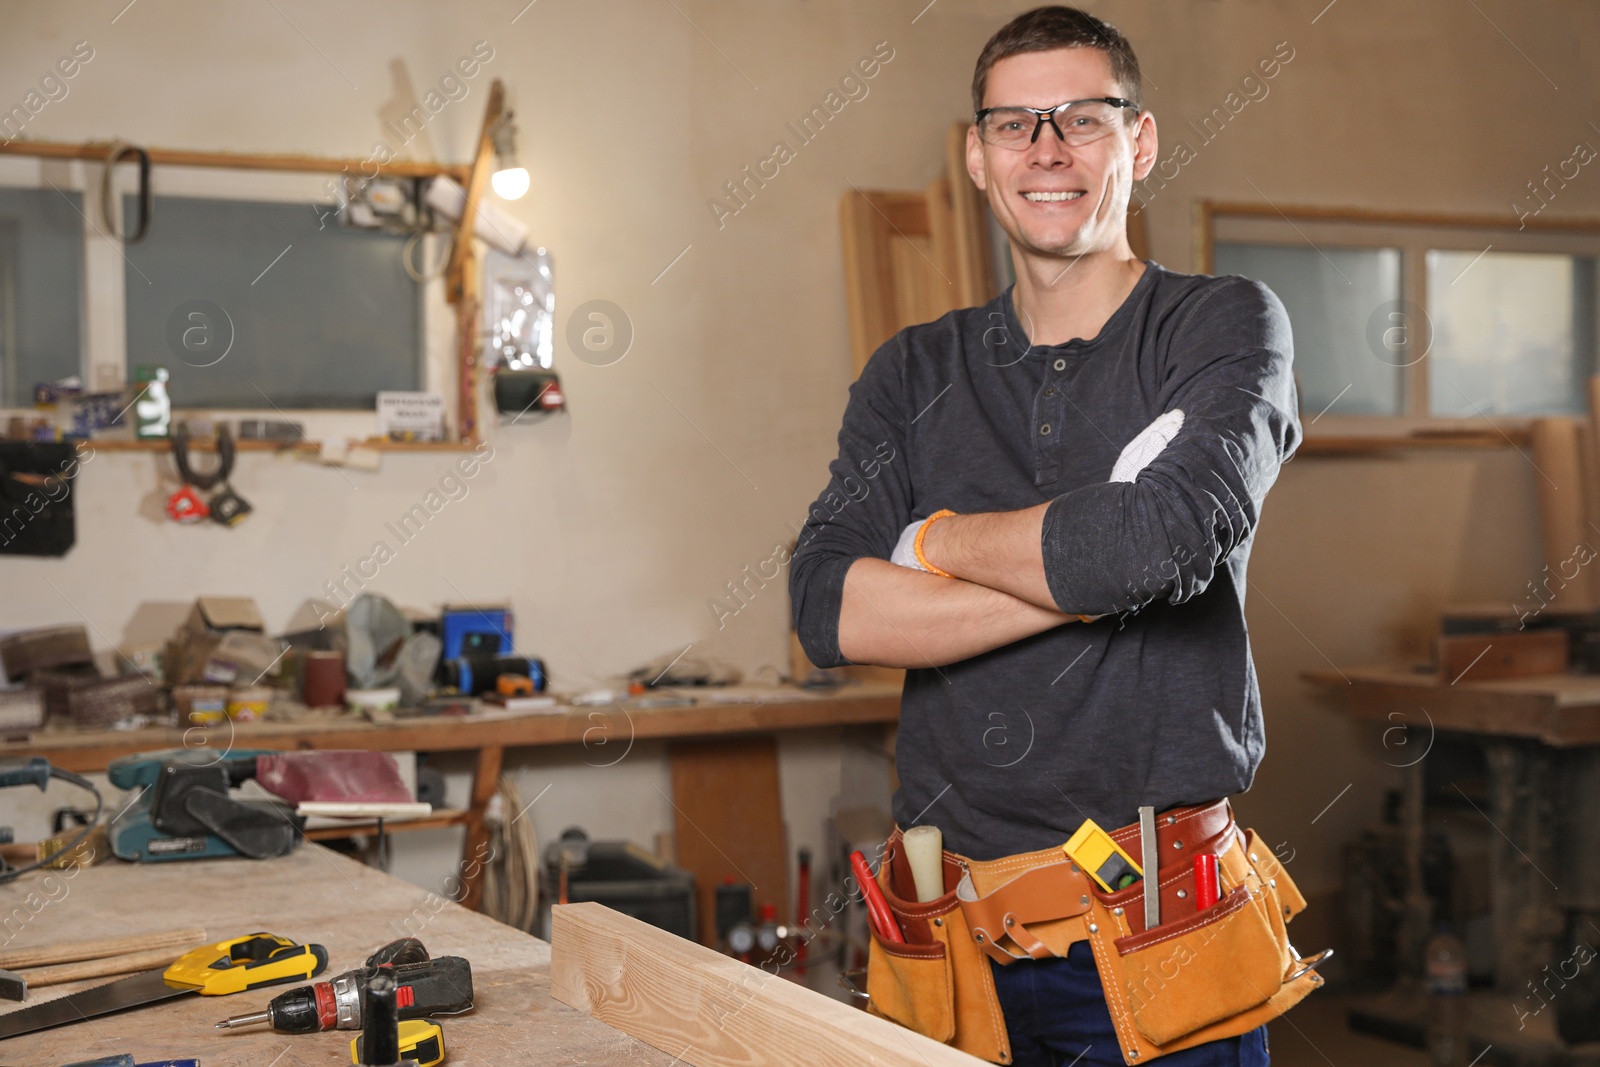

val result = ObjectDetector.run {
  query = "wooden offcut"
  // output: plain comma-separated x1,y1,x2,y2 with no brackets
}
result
23,947,188,989
550,902,984,1067
1530,417,1597,610
943,122,997,309
1437,630,1570,683
840,189,962,377
0,928,204,972
839,123,1012,378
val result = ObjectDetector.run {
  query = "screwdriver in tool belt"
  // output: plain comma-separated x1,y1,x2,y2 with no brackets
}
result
214,954,473,1033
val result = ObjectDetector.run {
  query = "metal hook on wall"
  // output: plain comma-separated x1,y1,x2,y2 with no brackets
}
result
99,140,151,243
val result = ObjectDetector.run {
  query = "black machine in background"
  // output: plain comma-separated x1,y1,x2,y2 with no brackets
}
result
536,827,694,942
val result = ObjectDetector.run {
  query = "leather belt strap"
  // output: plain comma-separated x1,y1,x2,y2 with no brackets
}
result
1106,797,1233,861
958,861,1090,962
930,798,1235,965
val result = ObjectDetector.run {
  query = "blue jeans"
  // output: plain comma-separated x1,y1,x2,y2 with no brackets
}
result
989,940,1271,1066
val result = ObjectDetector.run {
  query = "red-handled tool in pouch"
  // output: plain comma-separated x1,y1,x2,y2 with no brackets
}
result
850,850,904,944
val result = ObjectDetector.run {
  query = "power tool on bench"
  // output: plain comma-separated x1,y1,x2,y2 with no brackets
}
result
216,937,474,1034
108,748,305,862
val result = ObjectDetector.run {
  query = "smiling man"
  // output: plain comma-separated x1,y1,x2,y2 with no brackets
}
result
790,6,1301,1065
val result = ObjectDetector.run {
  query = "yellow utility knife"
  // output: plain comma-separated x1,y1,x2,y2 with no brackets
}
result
164,932,328,994
0,931,329,1042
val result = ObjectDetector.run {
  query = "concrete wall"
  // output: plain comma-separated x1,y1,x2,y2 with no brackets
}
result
2,0,1596,908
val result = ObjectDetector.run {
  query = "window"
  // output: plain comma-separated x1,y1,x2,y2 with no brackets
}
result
0,186,84,406
0,155,457,438
122,195,422,409
1425,250,1596,418
1205,205,1600,428
1212,244,1401,416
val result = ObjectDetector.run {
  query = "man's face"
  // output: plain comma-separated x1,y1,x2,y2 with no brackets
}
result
966,47,1156,264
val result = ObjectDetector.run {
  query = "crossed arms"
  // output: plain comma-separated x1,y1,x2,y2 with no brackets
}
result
790,279,1301,672
838,508,1067,668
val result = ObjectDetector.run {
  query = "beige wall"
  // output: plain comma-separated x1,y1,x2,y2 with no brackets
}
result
2,0,1596,900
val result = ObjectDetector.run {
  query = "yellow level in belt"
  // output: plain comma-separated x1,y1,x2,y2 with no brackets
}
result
351,1019,446,1066
1062,818,1143,893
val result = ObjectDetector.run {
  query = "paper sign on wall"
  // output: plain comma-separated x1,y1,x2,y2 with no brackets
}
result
377,391,446,441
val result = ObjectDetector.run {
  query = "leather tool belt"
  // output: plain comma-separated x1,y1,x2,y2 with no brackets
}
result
861,799,1327,1065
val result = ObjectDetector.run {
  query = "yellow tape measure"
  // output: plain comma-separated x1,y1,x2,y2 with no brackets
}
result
350,1018,446,1066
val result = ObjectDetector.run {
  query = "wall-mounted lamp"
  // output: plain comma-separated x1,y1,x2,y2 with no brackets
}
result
490,112,529,201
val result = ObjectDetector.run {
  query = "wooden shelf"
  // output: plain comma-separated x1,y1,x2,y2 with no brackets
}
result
1199,200,1600,235
301,808,469,840
5,685,905,773
81,437,476,453
1297,430,1531,454
0,138,466,181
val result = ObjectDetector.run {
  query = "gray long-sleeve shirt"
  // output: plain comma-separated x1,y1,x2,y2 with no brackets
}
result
789,262,1300,860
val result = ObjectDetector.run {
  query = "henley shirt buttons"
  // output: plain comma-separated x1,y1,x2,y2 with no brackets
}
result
1053,358,1067,371
1040,424,1051,436
1045,387,1057,397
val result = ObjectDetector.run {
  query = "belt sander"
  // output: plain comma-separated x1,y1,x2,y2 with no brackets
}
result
109,748,412,863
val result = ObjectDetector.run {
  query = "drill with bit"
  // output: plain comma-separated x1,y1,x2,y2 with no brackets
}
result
215,938,472,1034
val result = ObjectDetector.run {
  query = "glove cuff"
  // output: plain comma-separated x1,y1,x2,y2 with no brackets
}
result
914,509,958,579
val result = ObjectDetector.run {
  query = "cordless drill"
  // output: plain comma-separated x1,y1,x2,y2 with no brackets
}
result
215,939,472,1034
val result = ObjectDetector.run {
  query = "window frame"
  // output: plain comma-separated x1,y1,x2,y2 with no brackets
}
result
1198,201,1600,447
0,143,478,450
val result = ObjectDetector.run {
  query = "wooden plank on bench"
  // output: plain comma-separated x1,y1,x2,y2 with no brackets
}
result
549,901,984,1067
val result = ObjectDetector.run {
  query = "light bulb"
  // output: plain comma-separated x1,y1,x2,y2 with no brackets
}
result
491,166,529,200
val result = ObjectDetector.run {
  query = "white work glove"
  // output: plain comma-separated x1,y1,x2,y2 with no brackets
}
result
1110,409,1184,483
889,509,956,575
890,519,928,571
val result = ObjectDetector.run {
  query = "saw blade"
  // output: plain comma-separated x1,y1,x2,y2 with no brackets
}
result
0,968,194,1042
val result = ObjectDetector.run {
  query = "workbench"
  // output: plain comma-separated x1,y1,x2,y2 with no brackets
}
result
4,684,901,920
0,846,679,1066
1307,663,1600,746
1307,664,1600,1063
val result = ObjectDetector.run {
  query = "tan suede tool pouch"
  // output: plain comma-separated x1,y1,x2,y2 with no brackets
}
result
1083,822,1325,1063
864,831,1012,1063
863,806,1324,1066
